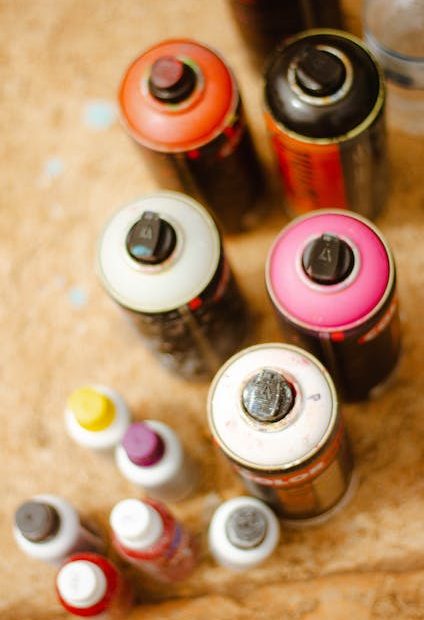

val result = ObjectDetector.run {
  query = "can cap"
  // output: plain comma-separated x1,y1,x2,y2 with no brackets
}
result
267,212,391,330
67,387,116,432
57,560,107,608
264,32,382,139
126,211,177,265
295,46,346,97
110,499,163,550
15,500,60,542
242,368,294,423
149,56,197,103
302,234,354,285
122,422,165,467
226,505,267,549
119,39,235,151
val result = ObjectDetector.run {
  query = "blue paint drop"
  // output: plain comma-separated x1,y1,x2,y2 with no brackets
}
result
44,157,64,179
84,100,117,130
68,286,88,309
130,244,150,258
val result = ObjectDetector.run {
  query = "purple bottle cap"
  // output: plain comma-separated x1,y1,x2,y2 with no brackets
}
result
122,422,165,467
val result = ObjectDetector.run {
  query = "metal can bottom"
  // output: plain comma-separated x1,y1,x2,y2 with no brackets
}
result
279,471,358,528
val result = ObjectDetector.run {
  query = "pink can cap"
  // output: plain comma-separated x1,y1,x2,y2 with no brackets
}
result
122,423,165,467
266,211,392,331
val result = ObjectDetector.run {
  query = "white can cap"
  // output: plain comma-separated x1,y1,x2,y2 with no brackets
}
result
57,560,107,608
97,191,220,313
110,499,163,550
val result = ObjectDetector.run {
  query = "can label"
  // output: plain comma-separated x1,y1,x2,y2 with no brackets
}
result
143,101,263,232
266,115,348,212
125,253,249,380
275,290,400,402
265,105,387,219
234,418,352,519
357,294,397,344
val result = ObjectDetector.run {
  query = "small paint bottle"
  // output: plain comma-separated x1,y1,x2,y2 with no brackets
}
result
13,494,105,565
208,496,280,570
65,385,131,454
115,421,197,502
110,498,197,583
56,552,134,618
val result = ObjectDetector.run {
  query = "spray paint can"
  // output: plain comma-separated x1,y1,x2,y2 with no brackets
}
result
208,496,280,570
13,495,105,565
227,1,342,68
97,191,249,381
263,30,387,219
110,498,197,583
119,39,263,233
65,385,131,455
207,344,353,522
115,421,197,502
266,210,401,402
56,553,133,618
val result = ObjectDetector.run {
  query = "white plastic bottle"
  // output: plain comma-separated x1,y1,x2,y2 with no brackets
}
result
65,385,131,454
115,420,197,502
13,495,105,565
208,496,280,570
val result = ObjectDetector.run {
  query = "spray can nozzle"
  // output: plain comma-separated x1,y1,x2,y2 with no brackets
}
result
242,368,295,423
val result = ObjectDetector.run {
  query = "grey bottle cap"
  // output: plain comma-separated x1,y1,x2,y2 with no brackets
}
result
226,505,268,549
242,368,294,423
15,501,60,542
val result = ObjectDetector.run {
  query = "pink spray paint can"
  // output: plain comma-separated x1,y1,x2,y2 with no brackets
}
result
266,210,401,401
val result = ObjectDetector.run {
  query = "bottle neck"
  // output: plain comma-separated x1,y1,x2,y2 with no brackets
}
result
110,499,164,551
57,559,107,609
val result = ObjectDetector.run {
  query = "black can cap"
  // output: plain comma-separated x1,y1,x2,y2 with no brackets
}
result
126,211,177,265
302,234,355,285
226,505,268,549
264,32,381,139
15,501,60,542
148,56,197,104
295,46,346,97
242,368,295,423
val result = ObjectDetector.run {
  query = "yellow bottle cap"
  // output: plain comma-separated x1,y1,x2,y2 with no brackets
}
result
68,387,116,432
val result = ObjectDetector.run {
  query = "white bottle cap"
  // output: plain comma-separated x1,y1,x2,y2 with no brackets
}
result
110,499,163,550
57,560,107,608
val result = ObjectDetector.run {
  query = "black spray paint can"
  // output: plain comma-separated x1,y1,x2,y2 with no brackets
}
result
227,1,343,68
264,30,387,219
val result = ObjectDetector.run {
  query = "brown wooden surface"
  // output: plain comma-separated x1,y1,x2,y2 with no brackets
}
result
1,1,423,618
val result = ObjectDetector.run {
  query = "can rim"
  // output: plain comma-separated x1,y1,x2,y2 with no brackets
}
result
262,28,386,145
207,343,339,472
265,209,396,333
